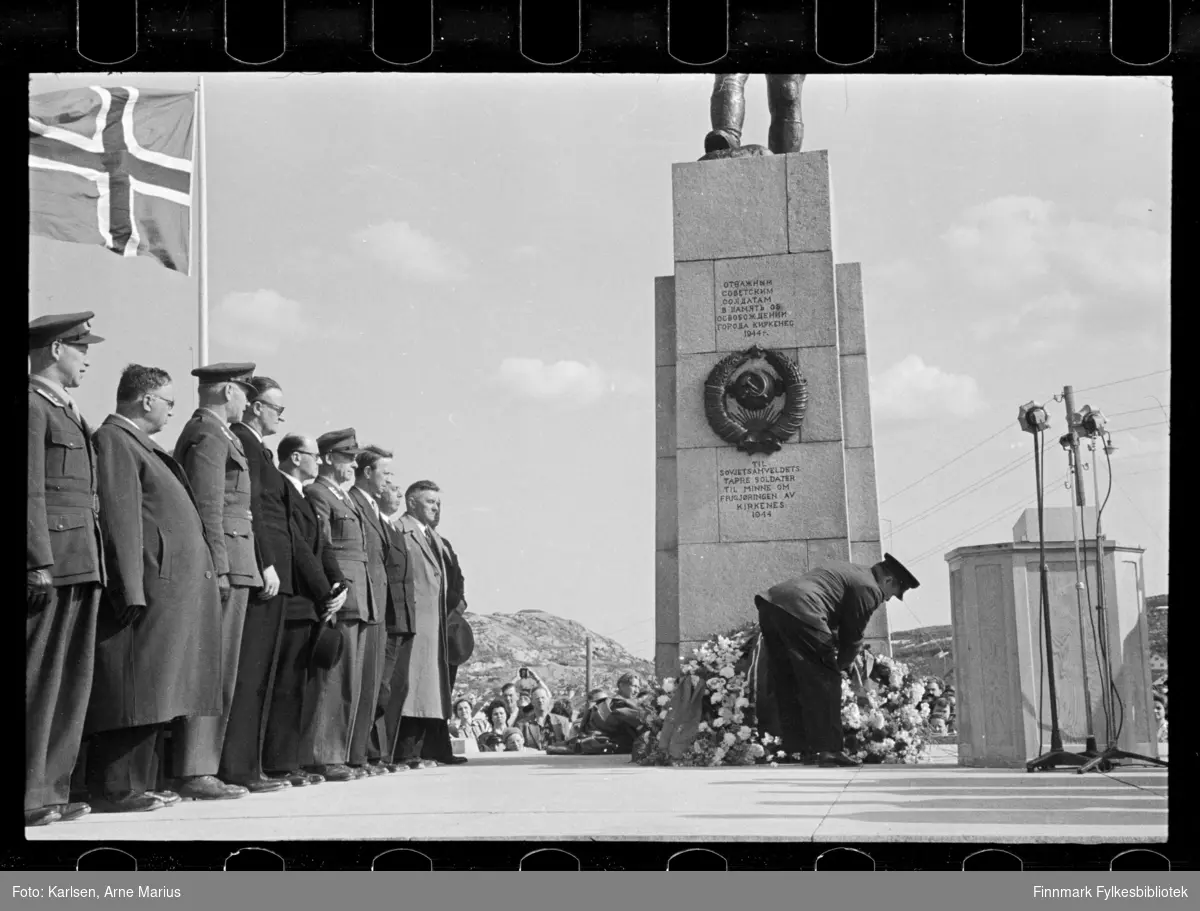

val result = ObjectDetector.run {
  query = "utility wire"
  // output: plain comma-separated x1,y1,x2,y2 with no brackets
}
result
891,451,1032,535
880,424,1013,505
1074,368,1170,395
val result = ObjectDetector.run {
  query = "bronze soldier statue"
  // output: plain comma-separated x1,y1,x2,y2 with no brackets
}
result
706,74,806,157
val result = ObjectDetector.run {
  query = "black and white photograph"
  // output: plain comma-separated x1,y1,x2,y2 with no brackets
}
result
27,72,1169,846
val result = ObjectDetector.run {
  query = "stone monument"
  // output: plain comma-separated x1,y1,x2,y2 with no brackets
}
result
655,144,890,678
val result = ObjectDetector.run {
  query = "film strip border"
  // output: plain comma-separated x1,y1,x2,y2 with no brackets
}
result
9,842,1181,871
3,1,1195,70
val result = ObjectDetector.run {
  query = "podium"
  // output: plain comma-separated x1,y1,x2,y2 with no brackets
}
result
946,509,1159,767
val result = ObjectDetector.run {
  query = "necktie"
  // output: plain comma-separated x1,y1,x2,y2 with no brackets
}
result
264,449,275,465
425,528,437,553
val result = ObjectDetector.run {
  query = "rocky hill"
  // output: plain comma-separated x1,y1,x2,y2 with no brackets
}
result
453,610,654,711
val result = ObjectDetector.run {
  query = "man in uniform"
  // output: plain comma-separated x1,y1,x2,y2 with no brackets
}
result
345,445,393,776
706,74,806,156
221,376,293,793
755,554,920,767
302,429,373,781
370,482,411,767
27,312,106,826
262,433,348,785
168,363,263,800
88,365,228,812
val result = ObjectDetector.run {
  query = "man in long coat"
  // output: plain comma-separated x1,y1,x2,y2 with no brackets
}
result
87,365,227,812
389,480,453,769
26,313,106,827
221,375,293,793
168,363,262,800
754,554,919,767
262,433,347,785
302,428,373,781
346,446,395,776
419,520,470,766
370,483,413,767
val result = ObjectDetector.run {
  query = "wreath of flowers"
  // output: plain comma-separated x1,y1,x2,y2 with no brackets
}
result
634,626,935,767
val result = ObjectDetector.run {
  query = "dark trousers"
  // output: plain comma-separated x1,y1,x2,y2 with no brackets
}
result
86,723,162,799
349,621,386,766
394,717,442,763
756,598,842,754
219,592,286,782
263,617,317,773
370,632,405,761
420,663,459,762
26,582,100,810
303,617,365,767
170,585,249,778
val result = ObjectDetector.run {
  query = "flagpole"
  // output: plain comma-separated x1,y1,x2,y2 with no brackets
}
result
196,76,209,367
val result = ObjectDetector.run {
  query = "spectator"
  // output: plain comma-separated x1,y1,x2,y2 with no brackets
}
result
615,671,643,700
511,666,547,700
448,699,488,742
497,684,522,727
1154,693,1168,743
587,687,611,705
516,687,574,751
477,702,524,753
518,693,532,710
551,698,576,721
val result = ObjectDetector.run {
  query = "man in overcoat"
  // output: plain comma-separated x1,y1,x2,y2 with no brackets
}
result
755,554,919,767
388,481,453,769
370,483,412,766
302,429,373,781
346,446,395,776
262,433,348,785
419,517,470,767
26,313,106,826
87,365,228,812
168,362,262,800
221,376,293,793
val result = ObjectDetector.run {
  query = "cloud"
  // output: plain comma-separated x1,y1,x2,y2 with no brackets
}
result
871,355,984,421
495,358,646,406
211,289,308,355
511,244,541,259
353,221,468,283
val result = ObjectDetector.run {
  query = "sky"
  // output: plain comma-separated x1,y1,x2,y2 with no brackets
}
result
29,73,1171,659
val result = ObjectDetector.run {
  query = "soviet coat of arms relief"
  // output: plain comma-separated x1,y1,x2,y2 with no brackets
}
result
703,345,809,455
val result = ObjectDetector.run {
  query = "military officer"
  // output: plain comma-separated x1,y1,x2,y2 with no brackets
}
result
301,429,372,782
27,312,106,827
167,363,264,800
755,554,919,767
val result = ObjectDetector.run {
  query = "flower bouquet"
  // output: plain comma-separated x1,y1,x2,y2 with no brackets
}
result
636,626,934,767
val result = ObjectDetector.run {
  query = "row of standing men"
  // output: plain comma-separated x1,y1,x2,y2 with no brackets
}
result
27,312,470,827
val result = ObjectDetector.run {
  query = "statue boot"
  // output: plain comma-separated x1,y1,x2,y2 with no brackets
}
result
704,129,741,154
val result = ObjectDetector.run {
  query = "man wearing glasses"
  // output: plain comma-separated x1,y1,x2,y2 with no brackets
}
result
26,313,106,826
222,376,296,793
263,434,348,785
87,365,226,813
167,363,271,800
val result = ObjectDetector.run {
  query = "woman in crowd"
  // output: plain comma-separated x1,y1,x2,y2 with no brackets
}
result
448,698,489,745
1154,693,1168,743
477,701,525,752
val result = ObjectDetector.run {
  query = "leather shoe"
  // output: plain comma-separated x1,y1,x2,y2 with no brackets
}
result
49,802,92,822
90,793,166,813
145,790,182,806
305,764,354,782
407,759,438,770
349,765,370,779
25,807,61,826
268,771,312,787
381,762,404,774
174,775,249,800
817,751,863,768
226,776,291,793
434,756,468,766
361,763,388,777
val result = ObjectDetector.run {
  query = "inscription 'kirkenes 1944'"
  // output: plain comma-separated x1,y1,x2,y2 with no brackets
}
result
718,463,800,519
718,278,796,339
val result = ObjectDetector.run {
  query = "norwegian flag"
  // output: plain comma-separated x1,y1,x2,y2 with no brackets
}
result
30,86,195,274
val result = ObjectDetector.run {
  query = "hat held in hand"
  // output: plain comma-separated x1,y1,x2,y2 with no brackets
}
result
446,612,474,667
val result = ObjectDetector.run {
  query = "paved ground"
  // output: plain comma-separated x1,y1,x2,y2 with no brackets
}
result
27,749,1167,843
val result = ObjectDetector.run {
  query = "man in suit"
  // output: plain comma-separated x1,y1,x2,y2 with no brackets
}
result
263,434,348,785
369,483,412,767
168,363,263,800
419,515,470,766
87,365,231,812
220,376,292,793
302,429,373,781
346,448,398,775
26,313,106,827
389,481,454,769
755,554,919,767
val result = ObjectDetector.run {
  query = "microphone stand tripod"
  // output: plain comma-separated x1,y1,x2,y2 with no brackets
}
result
1077,436,1167,774
1026,426,1087,773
